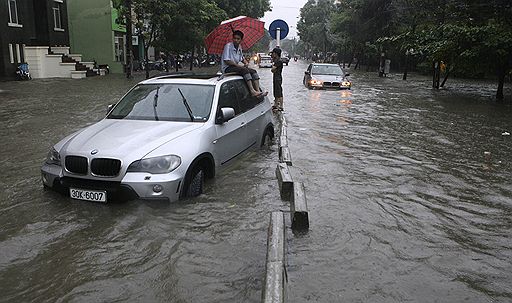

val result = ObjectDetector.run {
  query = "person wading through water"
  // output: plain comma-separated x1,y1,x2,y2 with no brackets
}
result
270,47,284,111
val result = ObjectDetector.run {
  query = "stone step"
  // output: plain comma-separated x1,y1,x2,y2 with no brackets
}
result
71,70,87,79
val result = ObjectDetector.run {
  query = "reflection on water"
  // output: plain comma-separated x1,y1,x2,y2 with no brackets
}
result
282,62,512,303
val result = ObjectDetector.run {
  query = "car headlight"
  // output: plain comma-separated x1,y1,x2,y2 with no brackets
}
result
341,81,351,86
46,147,61,166
310,80,323,85
127,155,181,174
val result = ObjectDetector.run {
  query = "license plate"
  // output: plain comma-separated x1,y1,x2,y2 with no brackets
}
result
69,188,107,203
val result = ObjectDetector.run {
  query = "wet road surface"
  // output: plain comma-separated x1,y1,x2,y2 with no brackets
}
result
263,62,512,303
1,64,512,302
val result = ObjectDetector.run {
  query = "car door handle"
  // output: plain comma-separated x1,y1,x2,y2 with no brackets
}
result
241,122,245,125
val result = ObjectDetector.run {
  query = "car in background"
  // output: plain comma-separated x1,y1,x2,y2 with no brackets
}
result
303,63,351,89
255,53,268,65
258,55,273,68
41,74,275,203
281,53,290,66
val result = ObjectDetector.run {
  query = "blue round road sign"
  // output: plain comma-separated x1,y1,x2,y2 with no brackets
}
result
269,19,289,40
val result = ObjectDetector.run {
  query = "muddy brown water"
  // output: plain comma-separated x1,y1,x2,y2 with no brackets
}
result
0,64,511,302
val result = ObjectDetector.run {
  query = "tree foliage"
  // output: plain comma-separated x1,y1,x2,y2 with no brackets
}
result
213,0,271,18
297,0,335,53
117,0,269,54
157,0,227,53
297,0,512,100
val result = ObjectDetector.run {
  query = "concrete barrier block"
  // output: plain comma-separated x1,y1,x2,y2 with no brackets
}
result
279,135,288,148
280,124,287,137
275,111,283,123
278,135,288,158
262,212,286,303
279,146,292,166
291,182,309,231
276,163,293,201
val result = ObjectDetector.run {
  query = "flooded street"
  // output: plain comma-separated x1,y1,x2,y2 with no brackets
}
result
267,62,512,302
1,63,512,302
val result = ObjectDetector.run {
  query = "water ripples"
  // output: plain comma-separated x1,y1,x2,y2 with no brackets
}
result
284,62,512,302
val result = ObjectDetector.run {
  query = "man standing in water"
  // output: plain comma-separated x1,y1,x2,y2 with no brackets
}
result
271,47,284,111
221,30,267,97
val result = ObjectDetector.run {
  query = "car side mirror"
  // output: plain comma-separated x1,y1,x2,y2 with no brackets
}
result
305,71,310,75
106,104,115,115
216,107,235,124
344,73,350,77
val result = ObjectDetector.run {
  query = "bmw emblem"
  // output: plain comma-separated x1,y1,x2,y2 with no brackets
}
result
91,149,98,155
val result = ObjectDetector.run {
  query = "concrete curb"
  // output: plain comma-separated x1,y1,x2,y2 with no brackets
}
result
262,212,287,303
279,146,292,166
276,163,293,201
291,182,309,231
278,135,288,158
262,112,310,303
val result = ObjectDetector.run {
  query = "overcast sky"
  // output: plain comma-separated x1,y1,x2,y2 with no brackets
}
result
260,0,307,39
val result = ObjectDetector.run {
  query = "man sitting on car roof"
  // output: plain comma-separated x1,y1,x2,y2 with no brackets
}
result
221,30,267,97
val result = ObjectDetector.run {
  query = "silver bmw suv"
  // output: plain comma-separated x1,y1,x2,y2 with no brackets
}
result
41,74,275,202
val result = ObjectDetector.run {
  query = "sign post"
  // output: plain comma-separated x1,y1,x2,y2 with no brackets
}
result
269,20,289,49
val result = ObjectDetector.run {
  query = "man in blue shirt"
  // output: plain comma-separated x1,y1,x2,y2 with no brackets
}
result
222,30,267,97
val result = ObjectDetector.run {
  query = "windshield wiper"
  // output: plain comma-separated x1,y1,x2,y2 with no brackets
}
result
178,88,194,122
153,87,159,121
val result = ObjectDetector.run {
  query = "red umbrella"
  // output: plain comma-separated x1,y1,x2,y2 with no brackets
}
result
204,16,265,54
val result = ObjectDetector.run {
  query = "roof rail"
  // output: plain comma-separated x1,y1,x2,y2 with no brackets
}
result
217,72,239,80
150,72,220,80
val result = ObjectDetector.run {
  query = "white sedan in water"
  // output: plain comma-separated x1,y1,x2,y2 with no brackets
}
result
303,63,351,89
41,74,274,203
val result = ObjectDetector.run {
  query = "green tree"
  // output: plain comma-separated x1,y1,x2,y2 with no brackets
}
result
325,0,511,100
213,0,271,18
158,0,227,70
247,29,271,53
297,0,335,57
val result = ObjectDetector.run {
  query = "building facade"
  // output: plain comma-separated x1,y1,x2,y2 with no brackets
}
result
67,0,127,73
0,0,69,78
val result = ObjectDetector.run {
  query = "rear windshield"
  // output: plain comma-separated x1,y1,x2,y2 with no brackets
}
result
107,84,214,122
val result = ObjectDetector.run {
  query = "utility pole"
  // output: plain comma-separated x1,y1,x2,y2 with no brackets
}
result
433,0,446,88
124,0,133,79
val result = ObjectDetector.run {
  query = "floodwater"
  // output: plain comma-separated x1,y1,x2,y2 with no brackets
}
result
0,63,511,302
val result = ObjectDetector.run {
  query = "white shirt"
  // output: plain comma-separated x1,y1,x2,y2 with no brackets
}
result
221,42,243,73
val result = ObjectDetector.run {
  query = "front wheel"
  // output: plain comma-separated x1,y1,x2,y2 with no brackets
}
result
184,165,204,197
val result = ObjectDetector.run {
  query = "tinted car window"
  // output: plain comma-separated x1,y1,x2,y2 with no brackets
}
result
218,81,241,115
233,80,262,112
108,84,214,122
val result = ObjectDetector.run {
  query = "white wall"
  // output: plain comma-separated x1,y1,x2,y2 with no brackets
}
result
25,47,74,78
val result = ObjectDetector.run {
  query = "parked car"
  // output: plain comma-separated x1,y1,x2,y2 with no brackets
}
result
258,55,273,68
303,63,351,89
41,74,275,203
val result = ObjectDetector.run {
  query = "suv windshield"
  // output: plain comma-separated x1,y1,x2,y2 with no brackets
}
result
108,84,214,122
312,65,344,76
